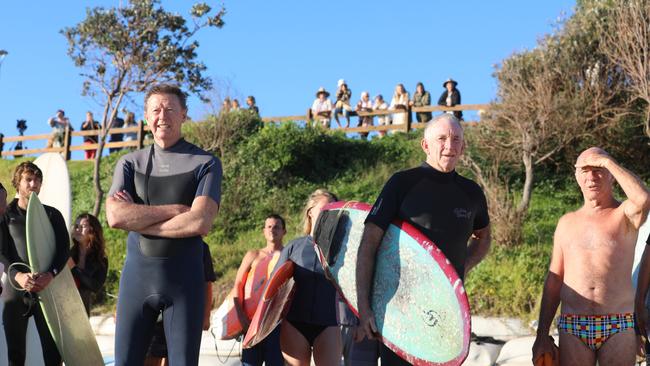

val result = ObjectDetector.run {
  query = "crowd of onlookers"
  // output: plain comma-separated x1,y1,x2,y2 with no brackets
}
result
220,95,260,115
308,78,463,138
37,79,464,159
45,109,143,160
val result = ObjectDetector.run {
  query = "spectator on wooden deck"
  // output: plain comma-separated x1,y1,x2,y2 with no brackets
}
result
46,109,70,149
334,79,353,128
389,84,409,130
109,114,125,154
310,87,333,129
410,82,432,123
123,112,138,147
81,111,100,160
356,91,373,140
246,96,260,116
438,78,463,120
373,95,390,138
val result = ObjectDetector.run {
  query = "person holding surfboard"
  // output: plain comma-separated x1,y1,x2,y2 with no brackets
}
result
274,189,342,366
356,114,491,365
106,84,222,366
0,162,69,365
232,214,286,366
532,147,650,366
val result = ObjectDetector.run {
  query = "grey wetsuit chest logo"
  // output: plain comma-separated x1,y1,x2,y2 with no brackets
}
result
453,208,472,219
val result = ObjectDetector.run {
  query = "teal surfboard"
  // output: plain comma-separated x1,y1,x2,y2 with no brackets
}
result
314,201,471,366
26,193,104,366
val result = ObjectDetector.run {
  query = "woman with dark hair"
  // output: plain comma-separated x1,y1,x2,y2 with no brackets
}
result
68,213,108,316
410,82,432,123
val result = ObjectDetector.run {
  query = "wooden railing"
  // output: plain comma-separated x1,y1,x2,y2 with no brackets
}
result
0,121,151,160
0,104,487,160
261,104,489,133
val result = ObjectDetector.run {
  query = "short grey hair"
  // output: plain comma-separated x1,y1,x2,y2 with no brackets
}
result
423,114,463,140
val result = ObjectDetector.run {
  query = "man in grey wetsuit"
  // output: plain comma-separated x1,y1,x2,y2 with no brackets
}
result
106,84,221,365
356,114,491,365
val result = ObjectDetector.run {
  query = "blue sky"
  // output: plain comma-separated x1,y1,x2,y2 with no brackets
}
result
0,1,574,157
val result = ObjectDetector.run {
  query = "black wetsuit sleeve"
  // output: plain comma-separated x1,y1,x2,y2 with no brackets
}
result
195,157,222,204
48,207,70,275
71,256,108,292
202,243,216,282
473,189,490,230
646,232,650,246
365,174,402,232
0,217,14,278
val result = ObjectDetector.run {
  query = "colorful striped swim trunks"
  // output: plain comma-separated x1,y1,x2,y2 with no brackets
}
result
557,313,635,351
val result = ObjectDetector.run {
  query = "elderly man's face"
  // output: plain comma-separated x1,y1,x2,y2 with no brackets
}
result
146,93,187,148
421,118,465,173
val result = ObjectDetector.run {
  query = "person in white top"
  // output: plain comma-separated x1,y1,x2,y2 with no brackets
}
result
389,84,409,130
373,95,390,138
310,87,333,128
355,91,373,140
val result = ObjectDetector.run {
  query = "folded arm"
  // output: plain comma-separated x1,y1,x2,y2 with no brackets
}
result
106,190,190,232
138,196,219,238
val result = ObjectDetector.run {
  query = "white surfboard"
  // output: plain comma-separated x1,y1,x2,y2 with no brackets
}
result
632,217,650,291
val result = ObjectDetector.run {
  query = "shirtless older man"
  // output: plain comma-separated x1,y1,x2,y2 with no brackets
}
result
532,147,650,366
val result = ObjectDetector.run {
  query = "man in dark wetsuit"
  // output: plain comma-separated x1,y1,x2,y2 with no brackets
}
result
0,162,69,366
355,114,491,365
144,242,216,366
106,84,221,365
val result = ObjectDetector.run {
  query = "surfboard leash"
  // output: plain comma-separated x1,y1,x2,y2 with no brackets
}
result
210,327,242,364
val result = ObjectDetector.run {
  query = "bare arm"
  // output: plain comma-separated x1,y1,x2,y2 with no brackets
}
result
580,152,650,228
232,250,257,330
105,191,189,232
464,225,491,276
138,196,219,238
532,219,566,362
355,222,385,341
605,159,650,228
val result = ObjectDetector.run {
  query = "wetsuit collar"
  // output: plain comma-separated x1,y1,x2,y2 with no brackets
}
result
153,137,187,152
420,162,457,182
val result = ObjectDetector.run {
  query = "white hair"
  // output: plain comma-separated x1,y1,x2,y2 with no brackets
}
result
423,114,463,140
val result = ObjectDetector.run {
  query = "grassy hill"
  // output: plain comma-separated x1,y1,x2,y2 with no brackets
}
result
0,120,590,320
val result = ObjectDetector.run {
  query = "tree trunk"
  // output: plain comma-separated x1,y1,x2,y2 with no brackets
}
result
91,91,125,217
92,137,106,217
645,107,650,142
517,151,534,215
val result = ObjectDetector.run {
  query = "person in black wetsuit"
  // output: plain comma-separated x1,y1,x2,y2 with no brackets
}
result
144,242,216,366
0,162,69,366
356,114,491,365
106,84,222,366
275,189,342,366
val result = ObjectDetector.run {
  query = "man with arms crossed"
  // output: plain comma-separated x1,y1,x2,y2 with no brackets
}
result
532,147,650,365
106,84,221,365
356,114,491,365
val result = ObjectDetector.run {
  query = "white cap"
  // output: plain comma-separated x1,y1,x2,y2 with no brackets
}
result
338,79,345,87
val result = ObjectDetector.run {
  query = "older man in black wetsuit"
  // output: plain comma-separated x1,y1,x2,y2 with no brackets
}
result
106,84,221,365
355,113,491,365
0,163,69,365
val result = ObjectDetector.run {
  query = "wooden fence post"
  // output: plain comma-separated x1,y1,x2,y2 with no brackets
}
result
404,106,412,133
63,125,71,160
137,120,145,150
